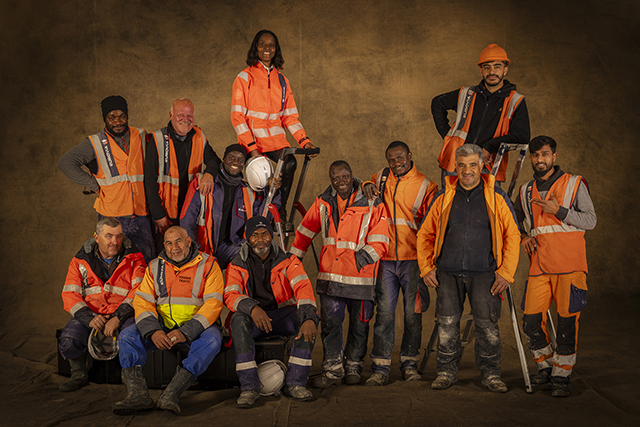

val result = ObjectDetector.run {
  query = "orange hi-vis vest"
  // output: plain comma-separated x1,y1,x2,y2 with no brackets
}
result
372,166,438,261
437,86,524,181
519,174,588,276
153,126,206,219
89,127,147,217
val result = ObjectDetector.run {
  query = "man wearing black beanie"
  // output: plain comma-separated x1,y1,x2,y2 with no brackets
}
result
58,96,155,263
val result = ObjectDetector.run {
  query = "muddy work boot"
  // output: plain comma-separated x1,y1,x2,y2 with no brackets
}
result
59,354,89,392
431,374,455,390
112,366,155,415
156,367,196,414
312,372,343,389
530,368,552,385
402,368,422,382
551,382,570,397
344,366,361,385
365,372,389,386
482,377,508,393
237,390,260,408
282,385,313,401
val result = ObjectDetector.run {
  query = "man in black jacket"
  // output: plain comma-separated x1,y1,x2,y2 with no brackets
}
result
431,44,530,187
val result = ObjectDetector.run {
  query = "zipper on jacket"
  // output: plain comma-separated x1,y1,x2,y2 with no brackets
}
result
392,177,400,260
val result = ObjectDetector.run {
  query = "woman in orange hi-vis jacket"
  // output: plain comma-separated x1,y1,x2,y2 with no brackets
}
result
231,29,318,232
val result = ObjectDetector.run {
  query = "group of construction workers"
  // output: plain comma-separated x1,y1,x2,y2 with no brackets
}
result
56,33,596,416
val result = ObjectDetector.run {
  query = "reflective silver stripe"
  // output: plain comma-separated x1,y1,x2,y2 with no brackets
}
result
196,177,207,226
234,123,250,135
84,287,102,296
70,301,88,316
278,297,297,308
246,188,255,208
247,109,269,120
137,311,158,321
531,224,583,237
203,292,223,302
240,271,246,283
90,134,114,183
532,344,553,359
290,246,306,258
446,86,474,137
225,285,243,294
375,168,384,189
451,129,468,139
319,204,328,244
324,237,336,246
95,173,135,186
336,241,357,250
520,183,532,233
506,92,524,118
355,199,375,251
237,71,249,82
297,225,316,239
103,284,129,297
288,356,312,366
62,285,83,294
157,296,203,306
290,274,309,287
553,353,576,366
269,113,281,120
231,105,248,114
392,218,418,229
371,357,392,366
399,354,420,362
363,245,380,263
192,313,210,329
150,258,161,297
233,295,248,311
297,298,317,308
135,290,157,304
78,264,89,288
123,298,133,305
154,130,167,183
411,178,430,216
282,108,298,116
131,277,143,286
191,254,207,298
128,174,144,183
269,126,285,136
134,127,146,162
236,361,258,371
367,234,390,244
318,272,373,286
252,128,270,138
552,366,572,377
286,123,303,134
158,175,181,185
563,175,581,208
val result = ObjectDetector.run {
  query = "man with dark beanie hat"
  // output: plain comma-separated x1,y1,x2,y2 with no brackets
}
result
225,215,319,407
58,96,155,263
180,143,281,269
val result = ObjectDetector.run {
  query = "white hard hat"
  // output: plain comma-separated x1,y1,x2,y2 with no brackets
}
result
258,359,287,396
87,328,119,361
245,156,273,192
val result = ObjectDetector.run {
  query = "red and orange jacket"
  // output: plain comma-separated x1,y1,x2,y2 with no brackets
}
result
437,86,525,181
231,63,310,154
89,127,147,217
417,174,520,283
518,173,591,276
290,179,390,301
224,241,319,324
369,164,438,261
134,244,224,341
62,237,146,328
148,126,207,219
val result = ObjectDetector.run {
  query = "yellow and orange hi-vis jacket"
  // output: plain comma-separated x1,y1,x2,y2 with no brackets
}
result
133,246,224,341
231,63,310,154
89,127,147,217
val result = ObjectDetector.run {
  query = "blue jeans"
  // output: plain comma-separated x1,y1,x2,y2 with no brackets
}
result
370,260,430,375
118,323,222,378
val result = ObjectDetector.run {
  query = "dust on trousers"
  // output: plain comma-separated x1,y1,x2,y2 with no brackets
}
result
59,317,134,360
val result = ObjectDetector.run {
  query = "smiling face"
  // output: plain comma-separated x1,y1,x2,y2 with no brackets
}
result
257,33,276,67
456,154,483,190
95,224,123,259
480,61,508,92
105,110,128,137
330,165,353,200
248,228,272,261
169,99,195,136
163,227,191,263
530,144,558,179
223,150,246,177
386,146,412,176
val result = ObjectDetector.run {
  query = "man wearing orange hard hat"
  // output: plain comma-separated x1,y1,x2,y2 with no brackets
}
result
431,43,530,187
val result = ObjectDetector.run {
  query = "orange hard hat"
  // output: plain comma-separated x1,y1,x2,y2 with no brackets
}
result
478,44,510,66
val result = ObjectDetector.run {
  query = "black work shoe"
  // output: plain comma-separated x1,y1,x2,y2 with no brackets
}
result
431,375,455,390
237,390,260,408
344,371,361,385
530,369,552,385
482,377,508,393
312,373,343,389
551,382,570,397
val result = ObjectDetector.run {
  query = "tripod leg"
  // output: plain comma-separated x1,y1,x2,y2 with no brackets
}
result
418,319,439,375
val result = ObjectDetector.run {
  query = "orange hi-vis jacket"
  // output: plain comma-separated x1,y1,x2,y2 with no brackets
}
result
370,164,438,261
133,247,224,341
231,63,310,154
290,180,390,301
62,238,146,320
417,174,520,283
151,126,207,219
224,241,318,322
519,173,589,276
89,127,147,217
437,86,524,182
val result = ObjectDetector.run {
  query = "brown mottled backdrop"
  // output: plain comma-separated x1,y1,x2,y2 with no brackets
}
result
0,0,638,361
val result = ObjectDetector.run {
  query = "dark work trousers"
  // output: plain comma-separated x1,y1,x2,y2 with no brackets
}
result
370,260,430,376
59,317,135,360
319,294,374,379
264,149,297,221
214,241,242,270
230,306,314,391
98,214,155,264
435,270,503,381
